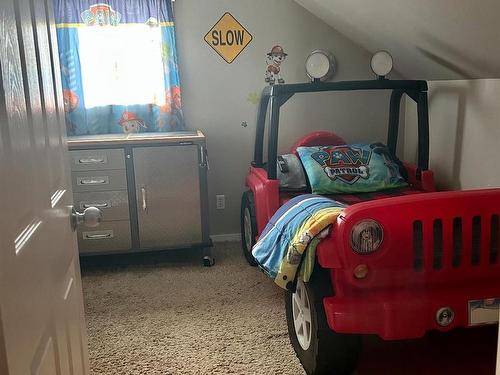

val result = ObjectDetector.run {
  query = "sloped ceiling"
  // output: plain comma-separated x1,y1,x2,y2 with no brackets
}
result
295,0,500,80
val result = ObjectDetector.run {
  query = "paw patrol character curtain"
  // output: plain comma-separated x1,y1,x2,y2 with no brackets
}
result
54,0,184,135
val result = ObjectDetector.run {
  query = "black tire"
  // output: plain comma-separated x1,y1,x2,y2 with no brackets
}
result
240,191,258,266
285,266,361,374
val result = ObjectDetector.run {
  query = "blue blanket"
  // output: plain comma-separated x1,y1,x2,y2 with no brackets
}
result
252,195,345,290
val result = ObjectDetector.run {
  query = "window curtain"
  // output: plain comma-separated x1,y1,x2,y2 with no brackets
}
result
54,0,184,136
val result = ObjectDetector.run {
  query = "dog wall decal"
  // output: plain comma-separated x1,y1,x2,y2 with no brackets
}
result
265,45,287,85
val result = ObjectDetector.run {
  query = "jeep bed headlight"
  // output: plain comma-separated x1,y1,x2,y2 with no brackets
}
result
351,219,383,254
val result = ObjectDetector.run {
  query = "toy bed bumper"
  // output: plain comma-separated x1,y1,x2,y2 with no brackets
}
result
317,188,500,340
324,281,500,340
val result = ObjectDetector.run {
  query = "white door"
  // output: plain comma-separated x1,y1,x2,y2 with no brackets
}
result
0,0,92,374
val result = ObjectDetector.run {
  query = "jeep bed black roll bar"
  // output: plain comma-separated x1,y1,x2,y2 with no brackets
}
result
253,79,429,180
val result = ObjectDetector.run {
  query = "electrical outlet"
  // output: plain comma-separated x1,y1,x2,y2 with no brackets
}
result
216,194,225,210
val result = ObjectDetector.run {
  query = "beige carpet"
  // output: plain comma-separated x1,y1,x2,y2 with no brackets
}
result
82,242,498,375
82,242,305,375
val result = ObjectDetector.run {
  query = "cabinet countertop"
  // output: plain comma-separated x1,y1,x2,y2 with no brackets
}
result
67,131,205,149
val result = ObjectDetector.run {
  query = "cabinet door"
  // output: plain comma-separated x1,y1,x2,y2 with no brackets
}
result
133,145,202,248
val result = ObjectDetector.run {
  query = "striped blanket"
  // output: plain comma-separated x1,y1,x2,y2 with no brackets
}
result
252,195,345,290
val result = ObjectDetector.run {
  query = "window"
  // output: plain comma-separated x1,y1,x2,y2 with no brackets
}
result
79,24,166,108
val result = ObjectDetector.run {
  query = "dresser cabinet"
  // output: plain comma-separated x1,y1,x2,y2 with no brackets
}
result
133,145,203,248
67,132,211,260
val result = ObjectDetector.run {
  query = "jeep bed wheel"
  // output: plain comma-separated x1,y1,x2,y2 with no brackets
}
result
240,191,258,266
285,267,361,374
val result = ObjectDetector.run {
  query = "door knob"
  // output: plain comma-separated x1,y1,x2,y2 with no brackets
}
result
71,206,103,231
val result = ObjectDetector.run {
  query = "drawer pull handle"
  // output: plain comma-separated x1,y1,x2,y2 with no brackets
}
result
83,229,113,240
79,177,108,185
78,157,106,164
84,233,112,240
141,187,147,212
82,202,109,209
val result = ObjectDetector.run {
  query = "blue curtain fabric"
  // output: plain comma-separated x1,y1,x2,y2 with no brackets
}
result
54,0,184,135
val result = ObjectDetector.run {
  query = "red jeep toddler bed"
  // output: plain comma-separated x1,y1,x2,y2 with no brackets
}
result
240,79,500,375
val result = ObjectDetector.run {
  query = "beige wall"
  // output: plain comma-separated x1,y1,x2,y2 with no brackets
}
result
295,0,500,80
174,0,394,235
404,79,500,190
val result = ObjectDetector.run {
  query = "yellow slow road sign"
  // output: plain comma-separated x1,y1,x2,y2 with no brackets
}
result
204,13,252,64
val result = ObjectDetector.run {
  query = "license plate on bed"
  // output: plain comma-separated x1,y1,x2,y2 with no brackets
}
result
468,298,500,326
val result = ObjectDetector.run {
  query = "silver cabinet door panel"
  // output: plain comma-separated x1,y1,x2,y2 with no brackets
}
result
71,169,127,192
77,220,131,254
73,190,129,222
69,149,125,171
133,145,202,248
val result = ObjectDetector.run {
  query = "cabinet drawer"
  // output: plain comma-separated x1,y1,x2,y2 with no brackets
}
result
74,191,129,222
77,221,131,254
70,149,125,171
72,170,127,192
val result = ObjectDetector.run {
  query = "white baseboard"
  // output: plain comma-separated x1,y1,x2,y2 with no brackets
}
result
210,233,241,243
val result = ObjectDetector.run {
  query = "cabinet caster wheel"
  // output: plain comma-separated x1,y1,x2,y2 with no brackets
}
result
203,256,215,267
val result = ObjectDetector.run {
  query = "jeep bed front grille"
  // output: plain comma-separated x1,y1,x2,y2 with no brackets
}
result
413,214,500,271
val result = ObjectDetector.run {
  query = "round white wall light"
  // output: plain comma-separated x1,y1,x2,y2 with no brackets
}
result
305,50,336,82
370,50,393,78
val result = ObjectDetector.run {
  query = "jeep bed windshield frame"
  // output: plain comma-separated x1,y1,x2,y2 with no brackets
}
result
253,79,430,180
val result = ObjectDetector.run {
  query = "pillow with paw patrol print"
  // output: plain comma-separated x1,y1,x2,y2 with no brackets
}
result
296,143,408,194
